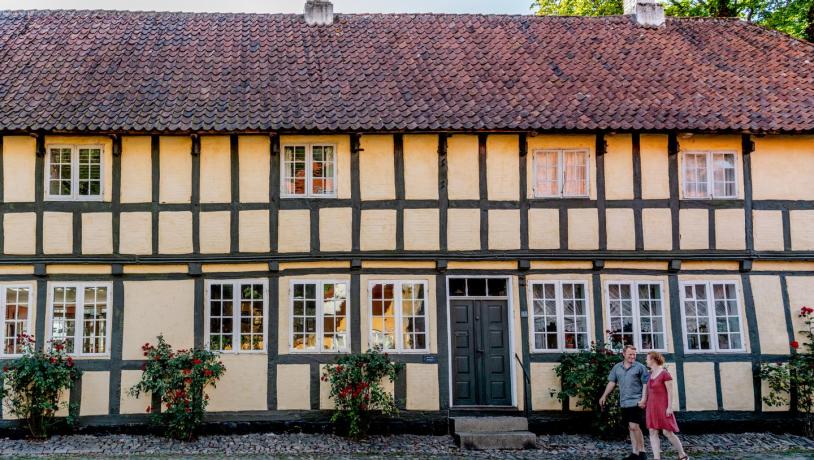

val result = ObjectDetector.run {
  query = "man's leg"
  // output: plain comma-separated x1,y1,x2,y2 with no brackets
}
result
628,422,643,454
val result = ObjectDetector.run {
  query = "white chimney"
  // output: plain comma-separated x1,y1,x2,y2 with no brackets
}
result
625,0,665,27
304,0,334,26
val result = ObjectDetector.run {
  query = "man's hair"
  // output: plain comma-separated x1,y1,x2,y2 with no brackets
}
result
623,345,637,353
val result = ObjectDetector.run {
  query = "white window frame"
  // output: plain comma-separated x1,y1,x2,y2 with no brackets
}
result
204,279,269,354
367,280,430,353
44,144,105,201
46,282,113,357
532,148,591,198
680,150,738,199
679,280,745,353
280,144,338,198
604,281,668,352
527,280,591,353
0,284,35,357
288,279,350,353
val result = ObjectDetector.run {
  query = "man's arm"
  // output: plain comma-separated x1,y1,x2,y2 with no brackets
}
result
638,381,648,408
599,381,616,408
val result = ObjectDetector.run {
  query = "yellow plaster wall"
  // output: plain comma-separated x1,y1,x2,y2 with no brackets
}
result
403,134,438,200
448,261,516,270
159,136,192,203
679,209,708,250
360,135,395,200
239,210,270,253
276,364,311,410
606,208,635,250
43,212,72,254
752,135,814,200
361,261,435,269
528,208,559,249
531,362,561,410
790,210,814,250
120,370,150,414
207,355,268,412
568,208,598,250
119,212,152,255
404,208,440,251
719,362,755,411
158,211,192,254
643,208,672,250
640,134,670,199
678,135,744,199
683,362,717,411
488,209,520,250
47,264,111,274
3,213,36,254
361,209,396,251
278,210,310,253
0,265,34,275
447,135,480,200
530,261,593,270
680,261,739,271
123,264,187,274
604,134,634,200
201,263,268,273
79,371,110,416
82,212,113,254
200,136,231,203
787,276,814,346
447,208,480,251
279,261,350,271
3,136,36,202
280,134,351,199
486,134,519,201
753,261,814,272
715,209,745,250
121,136,152,203
604,261,668,270
122,280,194,360
527,134,597,199
319,364,335,410
200,211,230,254
238,136,270,203
753,210,784,252
750,275,791,355
319,207,352,252
406,363,440,410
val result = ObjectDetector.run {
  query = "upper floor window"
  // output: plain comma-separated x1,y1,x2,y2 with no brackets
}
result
48,283,111,356
206,280,267,353
529,281,590,351
46,145,103,201
369,281,429,352
282,145,336,197
1,285,34,356
606,282,667,351
533,149,590,198
682,151,737,199
290,280,349,352
680,281,744,352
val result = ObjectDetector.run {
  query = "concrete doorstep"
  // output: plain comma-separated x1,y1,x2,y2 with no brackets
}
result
452,417,537,450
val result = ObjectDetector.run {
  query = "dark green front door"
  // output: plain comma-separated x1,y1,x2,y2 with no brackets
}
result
451,298,512,406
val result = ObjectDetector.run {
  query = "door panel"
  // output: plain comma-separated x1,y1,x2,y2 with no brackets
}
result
451,300,478,406
481,300,512,405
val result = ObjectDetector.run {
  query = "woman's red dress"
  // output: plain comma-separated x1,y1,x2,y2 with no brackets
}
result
646,370,680,432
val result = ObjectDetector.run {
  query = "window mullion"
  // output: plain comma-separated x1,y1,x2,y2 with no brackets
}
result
71,146,78,200
706,152,714,199
233,282,241,353
558,151,565,197
395,283,403,352
556,282,564,351
706,282,717,352
76,286,84,355
316,282,324,351
306,146,313,198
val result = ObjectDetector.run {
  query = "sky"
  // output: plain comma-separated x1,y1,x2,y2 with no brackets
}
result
0,0,535,14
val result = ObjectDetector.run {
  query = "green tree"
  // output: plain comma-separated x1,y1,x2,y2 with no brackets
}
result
532,0,814,41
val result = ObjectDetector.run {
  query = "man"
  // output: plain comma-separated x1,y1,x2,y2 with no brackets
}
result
599,345,649,460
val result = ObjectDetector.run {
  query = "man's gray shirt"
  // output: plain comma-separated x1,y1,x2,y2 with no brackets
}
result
608,361,649,408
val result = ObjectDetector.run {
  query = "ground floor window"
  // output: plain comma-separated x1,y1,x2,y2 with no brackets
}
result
680,281,744,352
529,281,590,351
206,280,268,352
48,283,111,356
1,285,34,356
606,281,667,351
369,280,429,352
290,280,349,352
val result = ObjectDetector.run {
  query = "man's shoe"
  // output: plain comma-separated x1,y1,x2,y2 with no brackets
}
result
638,453,648,460
622,454,638,460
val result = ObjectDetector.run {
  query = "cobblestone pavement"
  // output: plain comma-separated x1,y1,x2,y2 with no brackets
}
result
0,432,812,459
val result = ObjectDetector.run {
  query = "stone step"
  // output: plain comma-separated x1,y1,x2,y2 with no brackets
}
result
452,416,528,433
454,431,537,450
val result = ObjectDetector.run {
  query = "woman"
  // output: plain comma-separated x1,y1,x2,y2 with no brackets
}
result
643,351,689,460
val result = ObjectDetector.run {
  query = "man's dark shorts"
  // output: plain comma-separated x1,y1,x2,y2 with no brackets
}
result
621,406,645,426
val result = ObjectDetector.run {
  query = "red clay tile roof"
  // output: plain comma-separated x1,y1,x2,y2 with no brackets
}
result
0,10,813,133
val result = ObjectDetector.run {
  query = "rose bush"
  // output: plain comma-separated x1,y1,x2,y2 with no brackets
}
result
129,335,225,441
0,334,81,439
322,347,402,439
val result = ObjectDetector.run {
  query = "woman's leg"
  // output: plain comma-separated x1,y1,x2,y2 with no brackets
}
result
663,430,687,458
648,428,662,459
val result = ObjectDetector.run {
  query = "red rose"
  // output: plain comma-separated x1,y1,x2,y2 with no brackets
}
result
145,405,152,413
792,341,800,349
66,357,74,367
192,358,202,366
204,369,213,377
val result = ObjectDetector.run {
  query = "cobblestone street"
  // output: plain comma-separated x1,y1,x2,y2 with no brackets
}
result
0,432,812,459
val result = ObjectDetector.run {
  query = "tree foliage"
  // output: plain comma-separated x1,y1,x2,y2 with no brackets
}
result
533,0,814,41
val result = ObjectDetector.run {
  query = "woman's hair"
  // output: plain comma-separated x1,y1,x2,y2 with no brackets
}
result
647,351,665,366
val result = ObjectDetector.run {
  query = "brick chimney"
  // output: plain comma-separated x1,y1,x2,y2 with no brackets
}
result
624,0,665,27
304,0,334,26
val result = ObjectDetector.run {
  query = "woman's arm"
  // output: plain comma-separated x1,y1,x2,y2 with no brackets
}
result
664,378,674,416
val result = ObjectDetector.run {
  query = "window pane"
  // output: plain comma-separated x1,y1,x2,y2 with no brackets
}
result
562,151,587,196
607,284,634,346
284,146,307,195
562,283,589,350
77,148,102,197
292,282,317,350
49,148,72,196
81,286,108,354
711,153,736,198
4,287,31,355
370,283,396,350
310,145,335,195
534,151,559,197
238,283,265,351
400,282,428,351
711,282,742,351
51,287,77,353
683,153,708,198
637,283,665,351
467,279,486,297
323,282,348,351
683,283,711,350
